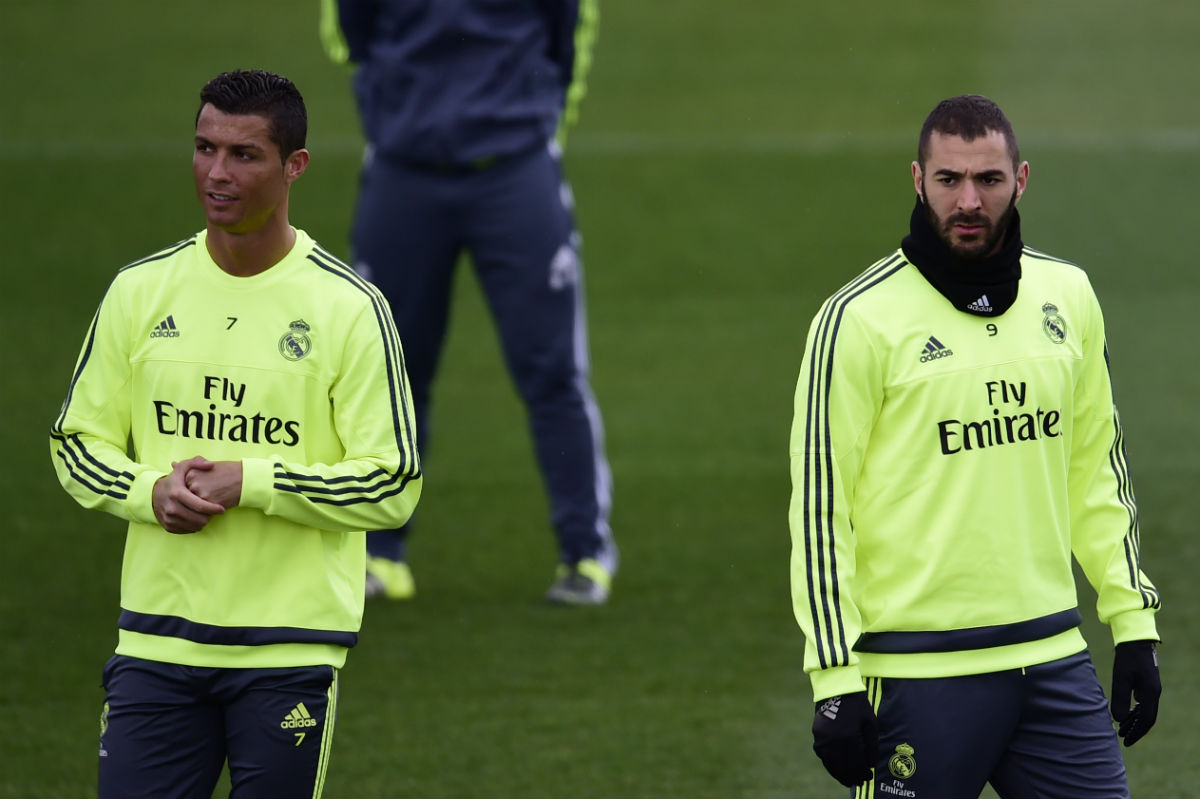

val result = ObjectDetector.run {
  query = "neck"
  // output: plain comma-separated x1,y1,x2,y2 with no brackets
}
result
900,196,1024,317
205,215,296,277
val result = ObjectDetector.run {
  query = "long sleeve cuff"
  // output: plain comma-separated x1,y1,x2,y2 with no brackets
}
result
127,470,166,525
239,457,274,511
1109,609,1160,645
809,665,867,703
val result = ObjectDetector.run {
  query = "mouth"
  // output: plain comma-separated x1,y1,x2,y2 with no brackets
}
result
949,218,988,237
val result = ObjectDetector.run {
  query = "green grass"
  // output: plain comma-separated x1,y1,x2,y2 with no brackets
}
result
3,1,1200,797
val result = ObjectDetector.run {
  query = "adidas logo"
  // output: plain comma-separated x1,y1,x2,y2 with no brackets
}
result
966,294,993,313
919,335,953,363
280,702,318,730
149,315,180,339
818,696,842,721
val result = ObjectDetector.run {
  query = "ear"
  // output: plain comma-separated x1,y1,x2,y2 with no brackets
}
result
284,148,310,184
911,161,924,202
1014,160,1029,204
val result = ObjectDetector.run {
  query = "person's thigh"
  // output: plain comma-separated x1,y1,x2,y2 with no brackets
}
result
466,143,581,388
98,655,224,799
989,652,1128,799
867,671,1022,799
351,153,462,407
222,665,339,799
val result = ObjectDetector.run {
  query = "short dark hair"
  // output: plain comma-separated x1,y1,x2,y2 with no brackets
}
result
196,69,307,161
917,94,1019,170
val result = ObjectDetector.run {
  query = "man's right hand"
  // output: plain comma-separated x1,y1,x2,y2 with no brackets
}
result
812,692,878,787
152,457,226,533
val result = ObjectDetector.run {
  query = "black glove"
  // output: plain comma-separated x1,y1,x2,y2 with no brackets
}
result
1110,640,1161,747
812,692,878,787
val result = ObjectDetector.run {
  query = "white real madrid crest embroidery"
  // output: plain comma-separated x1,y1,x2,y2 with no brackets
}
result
1041,302,1067,344
279,319,312,361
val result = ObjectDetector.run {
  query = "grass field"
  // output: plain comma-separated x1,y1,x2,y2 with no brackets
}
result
3,1,1199,796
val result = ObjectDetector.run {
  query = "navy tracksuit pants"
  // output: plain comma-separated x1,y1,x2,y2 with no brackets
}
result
857,651,1128,798
98,655,338,799
351,141,615,569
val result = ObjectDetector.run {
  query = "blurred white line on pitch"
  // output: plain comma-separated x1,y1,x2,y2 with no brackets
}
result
2,129,1199,159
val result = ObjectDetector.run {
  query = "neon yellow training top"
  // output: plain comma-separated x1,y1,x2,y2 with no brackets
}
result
789,246,1159,701
51,229,422,669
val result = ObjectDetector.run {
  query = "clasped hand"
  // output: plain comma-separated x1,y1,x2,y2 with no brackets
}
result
151,456,243,533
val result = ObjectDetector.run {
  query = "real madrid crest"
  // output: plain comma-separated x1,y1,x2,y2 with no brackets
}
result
889,742,917,780
1041,302,1067,344
279,319,312,361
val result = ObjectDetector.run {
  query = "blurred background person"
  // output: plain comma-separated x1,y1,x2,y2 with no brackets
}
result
320,0,617,605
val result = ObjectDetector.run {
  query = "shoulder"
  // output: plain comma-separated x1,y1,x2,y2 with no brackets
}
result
822,250,911,305
113,235,201,283
1020,244,1085,273
1020,245,1095,289
814,250,921,324
802,251,924,366
295,234,389,312
1020,245,1099,301
103,235,202,309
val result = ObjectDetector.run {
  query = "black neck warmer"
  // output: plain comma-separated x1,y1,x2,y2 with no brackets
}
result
900,196,1023,317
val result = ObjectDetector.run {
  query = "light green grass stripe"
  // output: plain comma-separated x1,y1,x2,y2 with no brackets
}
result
3,128,1200,160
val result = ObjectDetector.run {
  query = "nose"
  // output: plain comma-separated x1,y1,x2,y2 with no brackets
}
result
207,152,231,183
957,180,982,212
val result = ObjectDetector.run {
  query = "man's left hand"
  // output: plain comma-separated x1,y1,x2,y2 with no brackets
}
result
1110,640,1161,746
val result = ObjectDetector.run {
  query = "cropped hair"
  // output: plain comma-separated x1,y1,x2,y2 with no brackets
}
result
196,69,307,161
917,94,1019,170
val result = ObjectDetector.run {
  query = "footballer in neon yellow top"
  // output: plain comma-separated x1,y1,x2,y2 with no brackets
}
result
790,96,1160,797
50,70,421,799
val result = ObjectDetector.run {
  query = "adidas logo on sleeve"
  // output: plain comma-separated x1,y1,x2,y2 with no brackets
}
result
149,315,180,339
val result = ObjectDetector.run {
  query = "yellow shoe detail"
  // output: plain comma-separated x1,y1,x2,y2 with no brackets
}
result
365,557,416,600
546,558,611,605
575,558,611,590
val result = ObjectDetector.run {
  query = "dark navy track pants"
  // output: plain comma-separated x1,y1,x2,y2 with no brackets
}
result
855,651,1128,798
351,141,614,568
98,655,338,799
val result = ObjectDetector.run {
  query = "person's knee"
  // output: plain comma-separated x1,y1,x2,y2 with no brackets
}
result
516,365,582,409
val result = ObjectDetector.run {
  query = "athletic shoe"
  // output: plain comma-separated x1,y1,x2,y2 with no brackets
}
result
545,558,611,606
364,556,415,600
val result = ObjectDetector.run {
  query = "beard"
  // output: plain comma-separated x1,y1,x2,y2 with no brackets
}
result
923,183,1019,261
